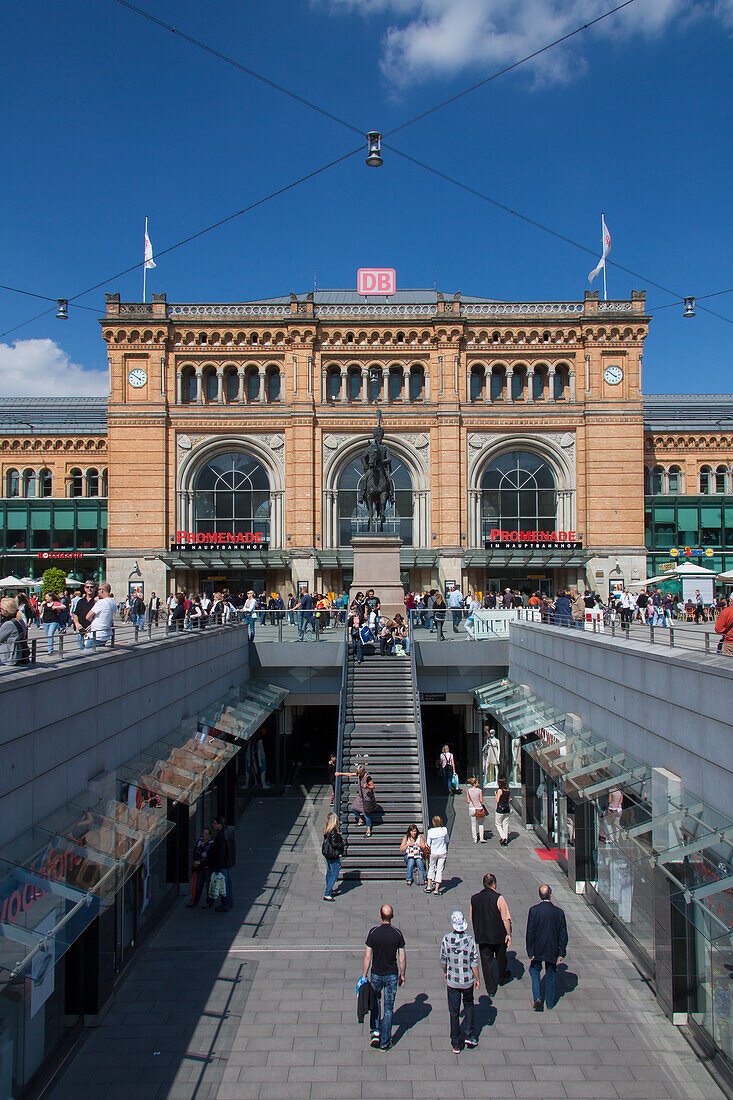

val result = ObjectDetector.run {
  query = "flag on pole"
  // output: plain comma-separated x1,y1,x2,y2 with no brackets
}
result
144,220,156,269
588,215,611,283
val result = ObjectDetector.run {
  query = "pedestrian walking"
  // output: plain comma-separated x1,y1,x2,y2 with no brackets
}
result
399,824,427,885
440,910,480,1053
186,827,214,907
494,777,512,846
433,591,447,640
466,776,487,843
327,752,337,806
209,817,234,912
526,884,568,1011
321,811,345,902
425,815,449,895
715,594,733,655
336,762,377,837
41,592,62,653
470,873,512,996
439,744,456,795
362,904,406,1051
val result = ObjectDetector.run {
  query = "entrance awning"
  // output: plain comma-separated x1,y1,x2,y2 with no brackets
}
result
198,681,288,741
472,678,568,738
158,551,290,569
467,549,594,569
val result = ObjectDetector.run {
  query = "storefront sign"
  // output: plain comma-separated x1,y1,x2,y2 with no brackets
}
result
486,530,581,549
357,268,396,295
170,531,269,552
38,551,83,560
420,692,446,702
670,546,715,558
657,561,677,574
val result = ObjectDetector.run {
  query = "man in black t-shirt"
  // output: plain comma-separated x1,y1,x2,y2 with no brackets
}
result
365,589,381,617
362,904,406,1051
73,582,97,650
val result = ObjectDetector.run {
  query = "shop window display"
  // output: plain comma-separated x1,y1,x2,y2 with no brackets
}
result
481,724,520,787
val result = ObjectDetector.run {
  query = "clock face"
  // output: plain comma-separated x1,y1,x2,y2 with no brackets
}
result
128,367,148,388
603,365,623,386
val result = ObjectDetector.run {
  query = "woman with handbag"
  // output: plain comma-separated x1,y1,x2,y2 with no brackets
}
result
466,777,487,843
399,824,427,885
337,763,377,837
439,744,456,795
322,812,345,902
495,777,512,846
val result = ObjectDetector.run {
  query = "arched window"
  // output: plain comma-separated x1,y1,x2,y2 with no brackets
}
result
388,368,403,403
100,469,108,496
194,452,270,539
86,468,99,497
667,465,681,494
554,365,569,400
5,469,19,498
266,368,281,402
700,465,712,494
204,368,218,403
649,465,664,494
490,366,505,401
715,465,727,494
39,468,53,497
225,367,240,403
470,367,484,401
348,368,362,401
246,367,260,403
533,367,547,401
480,451,556,543
22,468,36,498
180,367,197,403
409,366,424,401
69,468,83,498
337,455,413,546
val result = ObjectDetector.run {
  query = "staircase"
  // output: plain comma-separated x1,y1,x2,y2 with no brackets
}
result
336,646,428,879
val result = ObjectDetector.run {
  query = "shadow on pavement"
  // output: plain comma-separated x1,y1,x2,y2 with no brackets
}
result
391,993,432,1045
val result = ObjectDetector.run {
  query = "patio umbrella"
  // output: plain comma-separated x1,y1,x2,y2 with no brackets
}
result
18,577,41,587
672,561,716,576
0,576,24,587
718,569,733,582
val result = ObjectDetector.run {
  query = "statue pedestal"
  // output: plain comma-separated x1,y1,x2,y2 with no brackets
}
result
350,536,404,620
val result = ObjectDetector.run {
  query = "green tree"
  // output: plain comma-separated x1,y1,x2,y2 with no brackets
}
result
41,567,67,596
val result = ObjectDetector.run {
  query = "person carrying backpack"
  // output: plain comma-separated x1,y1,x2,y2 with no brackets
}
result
0,599,30,667
130,593,146,630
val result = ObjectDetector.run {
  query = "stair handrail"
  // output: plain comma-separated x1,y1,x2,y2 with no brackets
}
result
408,611,430,836
333,614,350,836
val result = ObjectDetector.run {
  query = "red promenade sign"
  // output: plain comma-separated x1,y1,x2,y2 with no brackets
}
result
357,268,396,295
487,529,582,549
171,531,268,551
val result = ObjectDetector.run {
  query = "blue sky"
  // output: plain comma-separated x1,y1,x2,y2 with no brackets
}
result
1,0,731,396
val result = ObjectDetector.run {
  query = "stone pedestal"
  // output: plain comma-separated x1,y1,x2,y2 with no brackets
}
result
350,536,404,619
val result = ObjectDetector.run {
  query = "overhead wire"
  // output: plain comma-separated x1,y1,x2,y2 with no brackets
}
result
647,289,732,314
0,285,98,312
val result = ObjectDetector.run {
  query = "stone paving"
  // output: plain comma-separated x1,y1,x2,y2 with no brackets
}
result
49,781,725,1100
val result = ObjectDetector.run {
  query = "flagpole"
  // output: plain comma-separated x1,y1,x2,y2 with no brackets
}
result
143,216,148,303
601,212,607,301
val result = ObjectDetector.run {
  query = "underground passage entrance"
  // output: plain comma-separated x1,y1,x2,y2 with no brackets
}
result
290,704,338,786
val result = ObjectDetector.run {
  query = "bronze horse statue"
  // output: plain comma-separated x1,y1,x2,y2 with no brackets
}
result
359,415,395,532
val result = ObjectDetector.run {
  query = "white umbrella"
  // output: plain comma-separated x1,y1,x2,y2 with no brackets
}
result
0,576,24,587
718,569,733,582
19,576,41,587
671,561,716,576
628,576,672,587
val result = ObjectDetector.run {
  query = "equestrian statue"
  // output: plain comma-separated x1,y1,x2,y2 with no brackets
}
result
359,409,395,532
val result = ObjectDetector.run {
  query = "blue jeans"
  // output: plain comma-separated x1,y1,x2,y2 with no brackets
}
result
369,973,398,1048
447,984,475,1047
352,633,363,661
298,612,315,639
42,621,59,653
451,609,462,632
353,809,372,829
242,613,255,640
324,858,340,897
132,613,145,630
530,959,557,1008
404,855,425,883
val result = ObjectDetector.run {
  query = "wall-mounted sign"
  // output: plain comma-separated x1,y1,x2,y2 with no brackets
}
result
170,531,268,552
357,268,396,295
38,551,83,560
486,529,582,549
420,692,446,702
657,561,677,573
670,546,715,558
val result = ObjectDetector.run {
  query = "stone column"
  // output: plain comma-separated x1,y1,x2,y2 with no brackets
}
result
175,371,183,404
258,366,266,403
340,367,348,403
216,366,224,404
380,366,386,402
361,366,368,403
569,369,576,402
548,367,556,402
195,367,203,404
237,365,245,402
527,367,535,403
424,369,430,401
506,367,513,403
402,365,410,401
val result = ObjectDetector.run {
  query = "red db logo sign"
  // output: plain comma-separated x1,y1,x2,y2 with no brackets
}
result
357,268,396,295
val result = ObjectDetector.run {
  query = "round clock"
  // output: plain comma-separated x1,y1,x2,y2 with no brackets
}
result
603,365,623,385
128,367,148,388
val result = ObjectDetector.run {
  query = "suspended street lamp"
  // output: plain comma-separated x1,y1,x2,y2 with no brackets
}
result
365,131,383,168
683,296,695,318
56,298,68,320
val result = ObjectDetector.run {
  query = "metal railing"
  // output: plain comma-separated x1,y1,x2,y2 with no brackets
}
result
333,619,351,834
514,607,724,656
408,614,431,835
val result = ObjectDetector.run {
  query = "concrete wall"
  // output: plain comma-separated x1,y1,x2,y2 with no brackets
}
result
508,622,733,815
0,626,250,846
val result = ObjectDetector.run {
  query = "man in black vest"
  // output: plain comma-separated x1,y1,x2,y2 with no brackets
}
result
526,884,568,1010
469,872,512,997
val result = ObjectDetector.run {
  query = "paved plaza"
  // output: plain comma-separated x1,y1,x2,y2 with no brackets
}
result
49,781,725,1100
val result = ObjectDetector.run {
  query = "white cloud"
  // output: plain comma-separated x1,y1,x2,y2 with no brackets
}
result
327,0,726,86
0,339,107,398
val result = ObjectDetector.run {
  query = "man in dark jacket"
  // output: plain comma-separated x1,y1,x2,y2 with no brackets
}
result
525,884,568,1010
209,818,232,913
469,873,512,997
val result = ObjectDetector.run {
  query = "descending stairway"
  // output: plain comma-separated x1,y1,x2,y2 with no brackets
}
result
336,648,428,879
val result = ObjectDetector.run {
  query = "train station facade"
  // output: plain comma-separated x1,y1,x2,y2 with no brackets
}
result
1,287,733,597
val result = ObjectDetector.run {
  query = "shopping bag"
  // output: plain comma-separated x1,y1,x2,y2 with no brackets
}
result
359,625,373,645
208,871,226,900
451,772,460,791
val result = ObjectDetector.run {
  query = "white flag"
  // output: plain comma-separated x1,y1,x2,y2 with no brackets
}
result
588,215,611,283
144,221,156,270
